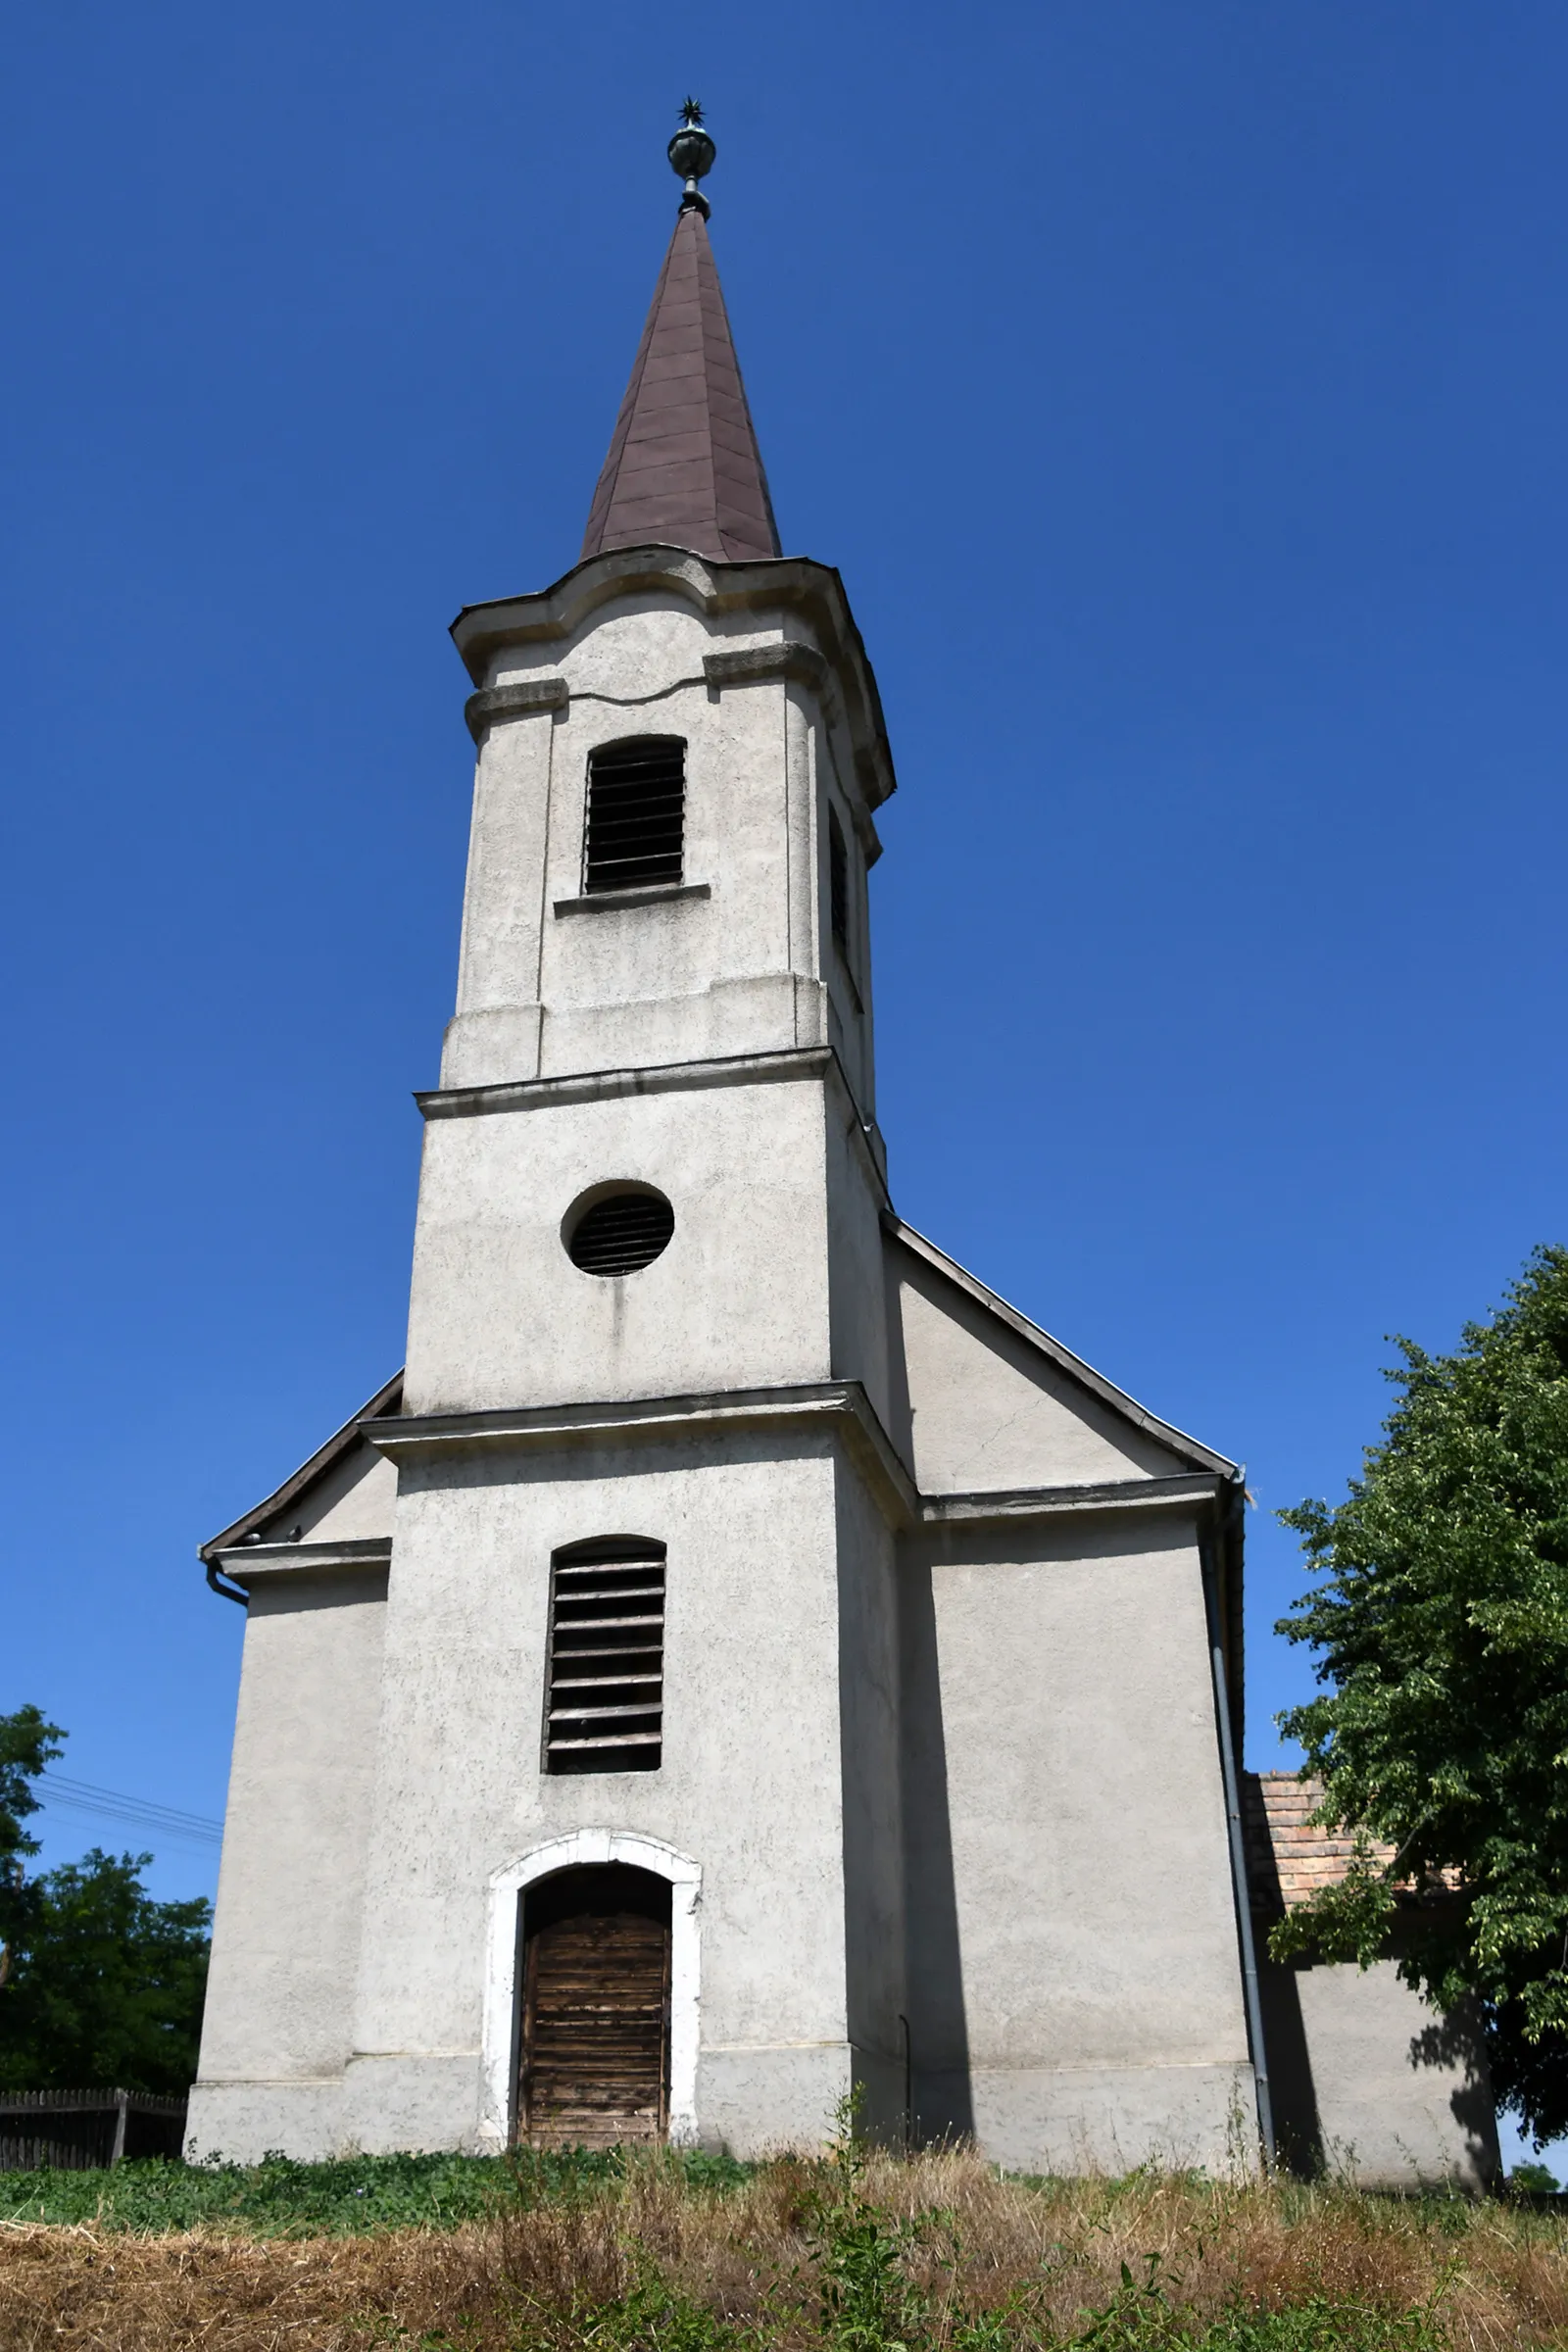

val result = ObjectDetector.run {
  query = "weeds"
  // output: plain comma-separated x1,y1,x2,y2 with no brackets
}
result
802,2098,927,2352
2,2123,1568,2351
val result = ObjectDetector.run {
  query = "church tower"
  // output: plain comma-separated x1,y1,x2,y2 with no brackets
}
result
350,105,906,2154
192,110,1300,2176
199,109,912,2158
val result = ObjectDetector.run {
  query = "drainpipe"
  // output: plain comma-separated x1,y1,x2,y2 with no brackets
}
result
1201,1494,1276,2169
204,1557,248,1607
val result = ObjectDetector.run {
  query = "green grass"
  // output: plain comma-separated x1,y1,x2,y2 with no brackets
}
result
1167,2314,1446,2352
0,2144,753,2235
1065,2263,1449,2352
5,2138,1561,2352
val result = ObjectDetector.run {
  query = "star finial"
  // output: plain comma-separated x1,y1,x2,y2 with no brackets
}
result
667,98,716,220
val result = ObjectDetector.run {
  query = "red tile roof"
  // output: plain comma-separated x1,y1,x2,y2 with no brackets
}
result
581,208,780,566
1244,1771,1397,1913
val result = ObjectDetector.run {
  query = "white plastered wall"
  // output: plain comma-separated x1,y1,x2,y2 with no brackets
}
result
1260,1954,1498,2190
441,591,878,1097
826,1089,893,1439
187,1567,388,2162
290,1439,398,1543
900,1508,1250,2176
537,675,790,1013
834,1453,906,2134
888,1243,1191,1492
341,1433,868,2157
404,1074,833,1418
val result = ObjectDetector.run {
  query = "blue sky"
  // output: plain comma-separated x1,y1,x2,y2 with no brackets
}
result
3,0,1564,2155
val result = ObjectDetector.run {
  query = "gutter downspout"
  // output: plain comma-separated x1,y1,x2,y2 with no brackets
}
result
1201,1494,1276,2170
204,1557,248,1607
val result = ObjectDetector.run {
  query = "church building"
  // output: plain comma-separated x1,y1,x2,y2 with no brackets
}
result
190,110,1495,2186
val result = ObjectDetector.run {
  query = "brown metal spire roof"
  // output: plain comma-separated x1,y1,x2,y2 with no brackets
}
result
581,205,781,565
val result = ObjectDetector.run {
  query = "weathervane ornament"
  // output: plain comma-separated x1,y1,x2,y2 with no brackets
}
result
667,97,716,219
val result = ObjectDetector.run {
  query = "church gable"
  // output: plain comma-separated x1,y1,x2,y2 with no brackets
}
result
886,1223,1233,1496
201,1373,403,1556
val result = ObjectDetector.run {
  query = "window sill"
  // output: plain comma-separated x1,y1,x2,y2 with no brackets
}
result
554,881,710,917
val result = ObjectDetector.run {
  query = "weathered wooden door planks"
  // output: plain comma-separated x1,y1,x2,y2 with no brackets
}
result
518,1866,671,2147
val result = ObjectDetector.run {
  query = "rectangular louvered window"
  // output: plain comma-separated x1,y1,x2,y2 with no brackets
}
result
544,1541,665,1774
828,807,850,955
584,738,685,893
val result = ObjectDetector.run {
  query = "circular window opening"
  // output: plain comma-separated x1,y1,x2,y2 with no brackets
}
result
564,1186,674,1277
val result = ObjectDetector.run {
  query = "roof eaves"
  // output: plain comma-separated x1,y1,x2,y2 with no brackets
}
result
199,1371,405,1560
884,1218,1239,1479
449,547,896,809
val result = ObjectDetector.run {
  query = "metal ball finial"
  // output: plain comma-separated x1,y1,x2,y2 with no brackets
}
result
668,97,716,220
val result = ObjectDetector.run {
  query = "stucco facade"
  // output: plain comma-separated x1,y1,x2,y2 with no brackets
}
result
189,162,1494,2184
1245,1775,1496,2190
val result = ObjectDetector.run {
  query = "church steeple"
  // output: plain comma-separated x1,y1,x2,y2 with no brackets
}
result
580,104,781,566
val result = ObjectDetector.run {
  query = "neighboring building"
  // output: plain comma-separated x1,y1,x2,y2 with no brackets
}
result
188,110,1494,2184
1246,1775,1496,2189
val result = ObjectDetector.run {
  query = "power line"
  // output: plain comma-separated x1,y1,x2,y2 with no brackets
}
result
43,1773,222,1835
35,1772,224,1850
36,1799,221,1854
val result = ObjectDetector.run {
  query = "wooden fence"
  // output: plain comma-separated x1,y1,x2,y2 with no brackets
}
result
0,2088,188,2171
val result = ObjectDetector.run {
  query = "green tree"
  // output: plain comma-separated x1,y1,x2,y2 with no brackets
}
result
1273,1245,1568,2144
0,1849,211,2093
0,1703,64,1988
0,1706,212,2093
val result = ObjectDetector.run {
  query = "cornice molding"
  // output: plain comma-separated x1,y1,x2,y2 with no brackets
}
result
464,677,569,741
920,1473,1226,1530
206,1537,392,1587
702,643,829,695
364,1379,918,1533
416,1043,834,1122
448,546,895,809
416,1040,890,1212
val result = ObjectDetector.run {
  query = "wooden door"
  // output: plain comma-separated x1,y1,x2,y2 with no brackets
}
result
517,1866,671,2147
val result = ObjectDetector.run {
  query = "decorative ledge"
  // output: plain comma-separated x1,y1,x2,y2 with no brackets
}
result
919,1473,1225,1528
703,644,828,693
205,1537,393,1584
416,1044,836,1121
465,677,568,741
447,551,897,808
364,1380,917,1532
554,881,710,918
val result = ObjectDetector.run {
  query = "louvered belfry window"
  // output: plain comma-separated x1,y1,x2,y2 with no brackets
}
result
544,1540,665,1774
828,807,850,955
584,737,685,893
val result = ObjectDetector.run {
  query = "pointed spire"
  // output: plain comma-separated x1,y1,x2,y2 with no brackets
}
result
580,105,781,566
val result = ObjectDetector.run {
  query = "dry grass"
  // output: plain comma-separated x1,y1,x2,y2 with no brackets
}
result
3,2150,1568,2352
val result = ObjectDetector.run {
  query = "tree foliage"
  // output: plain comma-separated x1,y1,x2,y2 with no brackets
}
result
0,1706,211,2094
1274,1245,1568,2143
0,1703,63,1988
0,1847,211,2093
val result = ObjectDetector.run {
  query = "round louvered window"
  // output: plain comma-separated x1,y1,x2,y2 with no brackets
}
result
564,1187,674,1277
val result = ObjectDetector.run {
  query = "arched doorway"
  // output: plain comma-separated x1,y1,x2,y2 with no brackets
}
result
516,1863,672,2146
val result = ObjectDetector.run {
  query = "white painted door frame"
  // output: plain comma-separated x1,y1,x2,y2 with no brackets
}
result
480,1829,703,2147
